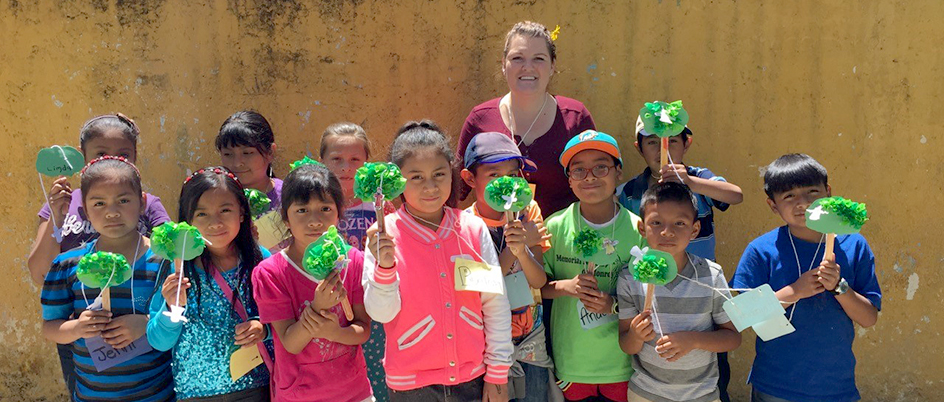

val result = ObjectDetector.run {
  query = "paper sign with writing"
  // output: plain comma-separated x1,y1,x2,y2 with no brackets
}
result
85,335,153,372
230,345,264,381
255,210,288,250
723,284,786,332
753,313,796,342
36,145,84,177
454,258,504,294
576,300,617,330
504,271,533,310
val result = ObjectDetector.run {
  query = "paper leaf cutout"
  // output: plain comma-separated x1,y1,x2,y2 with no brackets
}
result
630,248,678,285
573,229,602,258
353,162,406,202
76,251,132,289
303,226,352,280
484,176,533,213
805,196,868,235
638,100,689,138
244,188,271,218
289,156,324,171
151,222,207,261
36,145,84,177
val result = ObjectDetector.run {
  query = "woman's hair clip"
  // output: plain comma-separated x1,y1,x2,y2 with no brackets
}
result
550,25,561,41
80,155,141,177
184,167,239,184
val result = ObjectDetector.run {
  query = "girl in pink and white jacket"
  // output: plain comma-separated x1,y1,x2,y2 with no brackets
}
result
364,121,513,402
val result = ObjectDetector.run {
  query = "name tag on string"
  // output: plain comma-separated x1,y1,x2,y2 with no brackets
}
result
454,258,505,294
722,284,786,332
753,314,796,341
576,300,617,330
85,335,153,372
230,345,265,381
255,210,288,250
504,271,533,310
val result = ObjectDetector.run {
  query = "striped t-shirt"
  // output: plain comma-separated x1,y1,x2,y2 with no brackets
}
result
616,254,731,402
41,240,174,402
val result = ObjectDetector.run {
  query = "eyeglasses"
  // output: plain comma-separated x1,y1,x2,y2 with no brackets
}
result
567,165,615,180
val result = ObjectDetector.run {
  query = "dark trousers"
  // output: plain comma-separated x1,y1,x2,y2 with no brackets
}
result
388,376,485,402
718,352,731,402
57,343,76,401
179,386,270,402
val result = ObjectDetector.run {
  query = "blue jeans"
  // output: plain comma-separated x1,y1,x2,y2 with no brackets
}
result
513,363,549,402
752,388,795,402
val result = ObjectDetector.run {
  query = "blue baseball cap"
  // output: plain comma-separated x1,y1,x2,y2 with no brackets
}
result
559,130,623,169
464,132,537,172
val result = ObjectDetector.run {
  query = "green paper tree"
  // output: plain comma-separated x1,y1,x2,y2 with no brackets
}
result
484,176,533,213
244,188,271,218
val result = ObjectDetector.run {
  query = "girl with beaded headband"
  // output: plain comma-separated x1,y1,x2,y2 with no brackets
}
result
28,114,172,398
147,166,273,401
40,156,174,401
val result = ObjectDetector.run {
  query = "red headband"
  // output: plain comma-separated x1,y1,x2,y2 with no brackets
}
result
80,155,141,177
184,167,239,184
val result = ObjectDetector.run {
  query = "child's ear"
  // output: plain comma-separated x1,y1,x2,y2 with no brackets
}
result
459,169,476,188
615,165,623,181
637,218,646,235
682,137,693,153
634,141,644,156
691,220,701,239
766,198,779,214
825,184,832,197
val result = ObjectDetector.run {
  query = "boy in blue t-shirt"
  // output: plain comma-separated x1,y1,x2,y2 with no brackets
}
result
616,116,743,401
731,154,881,402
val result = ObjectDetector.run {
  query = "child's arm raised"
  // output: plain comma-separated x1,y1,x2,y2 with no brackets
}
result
363,225,401,323
619,311,655,355
816,258,879,327
28,177,73,284
661,165,743,206
654,321,741,362
147,272,189,351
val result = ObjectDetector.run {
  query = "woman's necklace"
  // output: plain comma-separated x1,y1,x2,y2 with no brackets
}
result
508,93,549,147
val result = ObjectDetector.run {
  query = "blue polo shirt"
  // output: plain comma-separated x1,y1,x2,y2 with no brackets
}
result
731,227,882,402
41,241,174,402
616,166,729,261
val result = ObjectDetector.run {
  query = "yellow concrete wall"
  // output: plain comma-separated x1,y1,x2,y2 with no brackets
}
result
1,1,939,400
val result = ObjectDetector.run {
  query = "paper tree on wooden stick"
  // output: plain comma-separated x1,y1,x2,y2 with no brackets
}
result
303,226,354,321
77,252,133,311
806,196,868,260
574,228,603,273
630,246,678,311
289,155,325,171
244,188,271,219
484,176,533,223
354,162,406,233
639,101,690,170
35,145,85,243
152,222,209,323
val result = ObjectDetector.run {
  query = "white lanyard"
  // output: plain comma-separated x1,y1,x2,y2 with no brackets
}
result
786,230,825,322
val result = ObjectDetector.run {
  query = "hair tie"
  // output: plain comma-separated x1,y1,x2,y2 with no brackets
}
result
80,155,140,178
550,25,561,41
184,167,239,184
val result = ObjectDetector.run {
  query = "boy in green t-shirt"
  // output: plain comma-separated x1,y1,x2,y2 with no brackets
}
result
542,130,646,402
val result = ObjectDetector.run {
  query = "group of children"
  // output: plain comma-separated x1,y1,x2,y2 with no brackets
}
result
30,109,882,402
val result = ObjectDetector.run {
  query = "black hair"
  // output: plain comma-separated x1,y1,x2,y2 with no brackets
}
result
79,114,140,154
763,153,829,199
467,158,524,176
80,158,143,204
389,120,458,208
166,167,263,319
635,130,690,151
280,163,346,223
215,110,277,177
639,181,698,221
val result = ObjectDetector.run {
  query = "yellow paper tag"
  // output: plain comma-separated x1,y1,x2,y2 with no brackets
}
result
454,258,505,294
255,210,288,250
230,345,264,381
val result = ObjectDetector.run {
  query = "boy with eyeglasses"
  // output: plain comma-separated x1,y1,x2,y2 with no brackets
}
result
542,130,646,402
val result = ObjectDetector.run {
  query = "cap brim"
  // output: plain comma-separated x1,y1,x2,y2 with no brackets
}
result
474,155,538,172
559,142,622,168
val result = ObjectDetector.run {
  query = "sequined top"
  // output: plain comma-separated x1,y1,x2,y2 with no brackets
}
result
146,251,271,400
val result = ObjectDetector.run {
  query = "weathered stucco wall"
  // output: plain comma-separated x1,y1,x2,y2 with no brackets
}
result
1,1,940,400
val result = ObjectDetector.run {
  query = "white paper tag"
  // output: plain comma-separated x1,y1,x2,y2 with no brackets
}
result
504,271,533,310
454,258,505,294
576,300,617,330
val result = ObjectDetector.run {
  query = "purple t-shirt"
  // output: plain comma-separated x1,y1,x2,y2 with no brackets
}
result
458,95,596,217
267,178,283,213
38,189,171,252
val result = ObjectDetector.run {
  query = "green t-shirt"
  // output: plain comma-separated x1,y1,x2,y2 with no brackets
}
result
543,202,645,384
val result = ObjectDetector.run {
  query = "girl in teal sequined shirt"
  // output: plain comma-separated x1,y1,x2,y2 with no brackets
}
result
147,167,272,401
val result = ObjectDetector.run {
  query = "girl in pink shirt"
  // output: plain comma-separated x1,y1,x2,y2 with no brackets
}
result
252,163,373,402
364,120,514,402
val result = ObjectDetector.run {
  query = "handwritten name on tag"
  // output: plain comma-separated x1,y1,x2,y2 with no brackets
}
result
85,335,153,372
576,300,617,330
454,258,504,294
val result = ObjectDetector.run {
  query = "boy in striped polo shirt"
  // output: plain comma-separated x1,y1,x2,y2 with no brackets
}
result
617,182,741,402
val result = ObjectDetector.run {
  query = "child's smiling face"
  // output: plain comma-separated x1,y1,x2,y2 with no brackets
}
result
638,200,700,257
400,148,453,218
321,136,368,199
636,135,690,172
220,145,272,189
189,188,244,253
284,196,340,251
567,149,621,205
767,183,831,229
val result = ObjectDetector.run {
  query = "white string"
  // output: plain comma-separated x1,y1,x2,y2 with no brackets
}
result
665,149,687,184
650,292,665,339
172,234,188,307
508,93,549,147
404,207,490,264
37,173,62,243
787,231,825,322
80,236,142,313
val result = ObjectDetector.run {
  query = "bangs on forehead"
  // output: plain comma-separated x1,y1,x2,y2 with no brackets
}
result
215,125,261,150
81,165,142,201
